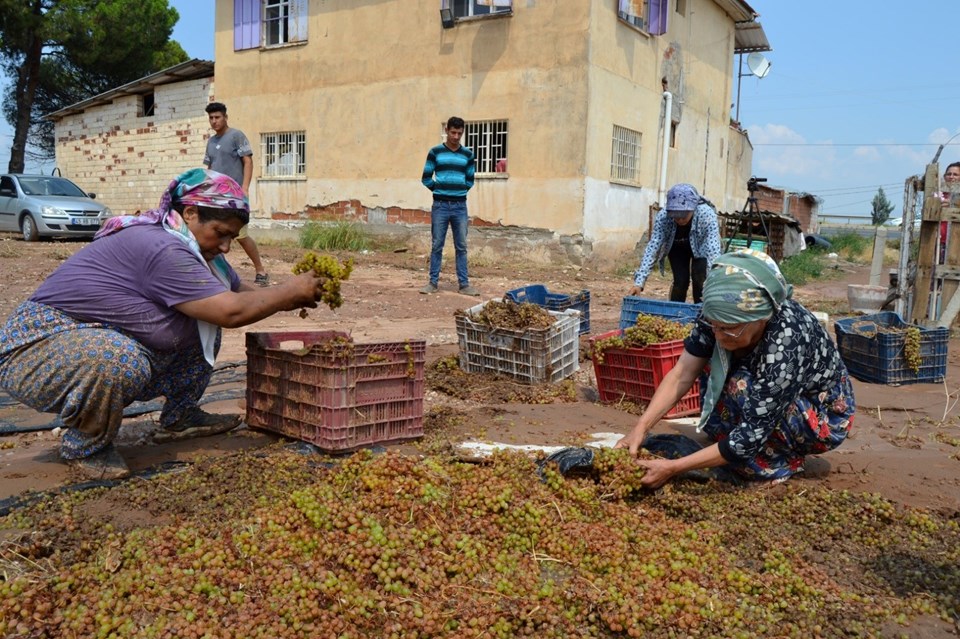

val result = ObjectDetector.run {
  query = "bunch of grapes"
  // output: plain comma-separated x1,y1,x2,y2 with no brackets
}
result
292,252,354,310
903,326,922,374
472,299,555,330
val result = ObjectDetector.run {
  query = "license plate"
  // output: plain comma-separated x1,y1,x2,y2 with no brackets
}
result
70,217,100,226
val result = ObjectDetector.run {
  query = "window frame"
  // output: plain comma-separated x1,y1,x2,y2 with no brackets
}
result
460,119,509,178
616,0,668,36
610,124,643,187
260,130,307,180
447,0,513,21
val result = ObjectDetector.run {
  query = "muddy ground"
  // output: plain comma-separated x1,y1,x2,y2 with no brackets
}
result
0,233,958,516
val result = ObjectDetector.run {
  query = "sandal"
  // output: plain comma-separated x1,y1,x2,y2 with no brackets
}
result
66,445,130,480
153,407,242,443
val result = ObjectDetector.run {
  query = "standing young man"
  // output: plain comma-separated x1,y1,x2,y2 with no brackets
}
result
420,116,479,296
203,102,269,286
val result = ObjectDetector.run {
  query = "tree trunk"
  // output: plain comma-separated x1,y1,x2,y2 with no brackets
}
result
8,32,42,174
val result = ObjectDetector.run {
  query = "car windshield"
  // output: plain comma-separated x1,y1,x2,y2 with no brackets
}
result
17,177,87,197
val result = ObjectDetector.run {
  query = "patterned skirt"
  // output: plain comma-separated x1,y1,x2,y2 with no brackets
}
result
0,301,215,459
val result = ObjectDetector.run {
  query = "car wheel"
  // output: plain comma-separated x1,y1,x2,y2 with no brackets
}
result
20,214,39,242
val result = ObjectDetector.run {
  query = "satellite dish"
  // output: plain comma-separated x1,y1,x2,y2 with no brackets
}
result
746,52,771,79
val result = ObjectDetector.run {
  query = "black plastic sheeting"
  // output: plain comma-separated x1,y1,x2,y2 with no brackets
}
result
536,434,744,486
0,361,248,435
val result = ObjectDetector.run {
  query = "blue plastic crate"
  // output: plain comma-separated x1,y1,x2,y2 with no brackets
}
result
619,296,701,330
834,312,948,385
505,285,591,334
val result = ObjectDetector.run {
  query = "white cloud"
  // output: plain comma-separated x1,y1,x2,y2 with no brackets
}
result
746,122,836,179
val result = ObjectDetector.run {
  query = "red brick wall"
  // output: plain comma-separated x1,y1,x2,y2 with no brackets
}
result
273,201,497,227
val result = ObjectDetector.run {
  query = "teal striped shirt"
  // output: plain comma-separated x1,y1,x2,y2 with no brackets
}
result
421,143,475,201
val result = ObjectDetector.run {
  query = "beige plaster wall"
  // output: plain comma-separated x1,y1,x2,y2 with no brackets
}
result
215,1,592,231
213,0,752,251
53,78,214,215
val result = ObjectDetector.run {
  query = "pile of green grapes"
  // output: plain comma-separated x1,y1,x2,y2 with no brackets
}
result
592,313,692,364
292,252,354,310
1,446,957,638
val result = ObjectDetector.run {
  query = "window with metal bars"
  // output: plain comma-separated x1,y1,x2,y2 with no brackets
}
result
463,120,508,176
260,131,306,178
610,125,642,185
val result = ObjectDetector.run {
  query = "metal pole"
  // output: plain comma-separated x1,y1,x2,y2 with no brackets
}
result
734,54,744,123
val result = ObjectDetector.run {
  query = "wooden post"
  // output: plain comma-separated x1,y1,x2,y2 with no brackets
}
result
911,163,942,323
896,177,918,320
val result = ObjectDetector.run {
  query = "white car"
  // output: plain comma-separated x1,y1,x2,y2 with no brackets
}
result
0,174,112,241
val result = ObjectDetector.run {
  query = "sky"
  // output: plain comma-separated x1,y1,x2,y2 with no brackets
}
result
739,1,959,220
1,1,955,221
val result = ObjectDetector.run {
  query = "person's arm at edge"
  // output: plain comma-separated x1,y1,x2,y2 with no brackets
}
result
464,149,476,191
241,154,253,194
421,149,437,190
702,205,722,269
174,272,323,328
631,211,667,293
614,349,707,455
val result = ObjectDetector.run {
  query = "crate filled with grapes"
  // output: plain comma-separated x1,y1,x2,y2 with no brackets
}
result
834,312,948,385
455,299,580,384
589,313,701,418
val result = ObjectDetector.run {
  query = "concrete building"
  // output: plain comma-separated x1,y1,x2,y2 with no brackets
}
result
46,60,215,215
215,0,769,261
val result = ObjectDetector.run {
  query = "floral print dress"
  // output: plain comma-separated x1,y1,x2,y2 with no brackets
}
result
685,299,855,480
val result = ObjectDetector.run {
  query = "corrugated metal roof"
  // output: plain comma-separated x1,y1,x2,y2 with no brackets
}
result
44,59,214,121
734,20,771,53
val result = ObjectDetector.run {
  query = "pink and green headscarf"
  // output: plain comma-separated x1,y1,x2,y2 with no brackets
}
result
96,168,248,238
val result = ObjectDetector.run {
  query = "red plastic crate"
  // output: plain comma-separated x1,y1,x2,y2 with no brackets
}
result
589,329,701,418
245,331,425,452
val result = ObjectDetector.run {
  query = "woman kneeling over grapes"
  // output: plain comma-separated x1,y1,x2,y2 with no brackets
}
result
616,250,855,488
0,169,330,479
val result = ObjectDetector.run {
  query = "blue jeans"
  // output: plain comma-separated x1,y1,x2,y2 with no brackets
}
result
429,200,469,287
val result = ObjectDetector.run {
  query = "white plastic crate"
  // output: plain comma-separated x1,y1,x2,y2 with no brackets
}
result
455,300,580,384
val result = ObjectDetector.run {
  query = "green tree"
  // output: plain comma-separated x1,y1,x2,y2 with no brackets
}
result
0,0,188,172
870,186,895,225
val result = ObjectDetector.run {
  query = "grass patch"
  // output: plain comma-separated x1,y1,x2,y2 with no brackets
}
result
828,231,872,262
780,250,826,286
298,221,370,251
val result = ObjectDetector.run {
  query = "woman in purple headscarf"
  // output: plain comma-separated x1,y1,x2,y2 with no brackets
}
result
630,183,723,304
0,169,328,479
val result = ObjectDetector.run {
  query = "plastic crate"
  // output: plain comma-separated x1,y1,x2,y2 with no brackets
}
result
589,329,700,418
505,284,591,334
456,301,580,384
619,296,702,330
834,312,948,385
725,238,768,253
245,331,425,452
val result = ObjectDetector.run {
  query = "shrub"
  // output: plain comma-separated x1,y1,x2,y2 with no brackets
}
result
298,221,370,251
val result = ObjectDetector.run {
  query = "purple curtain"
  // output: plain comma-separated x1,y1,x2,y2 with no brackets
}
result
234,0,261,51
648,0,669,35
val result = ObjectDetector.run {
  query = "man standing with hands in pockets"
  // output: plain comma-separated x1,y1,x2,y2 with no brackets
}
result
420,116,480,296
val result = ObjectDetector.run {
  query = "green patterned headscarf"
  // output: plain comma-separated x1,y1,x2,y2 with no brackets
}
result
697,249,793,430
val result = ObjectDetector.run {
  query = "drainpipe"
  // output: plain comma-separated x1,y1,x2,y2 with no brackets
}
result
658,91,673,205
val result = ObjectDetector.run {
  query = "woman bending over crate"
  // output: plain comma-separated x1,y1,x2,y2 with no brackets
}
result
0,169,329,480
616,249,855,488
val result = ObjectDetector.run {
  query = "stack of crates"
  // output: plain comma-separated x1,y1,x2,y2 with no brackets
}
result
456,301,580,384
245,331,426,452
505,284,591,334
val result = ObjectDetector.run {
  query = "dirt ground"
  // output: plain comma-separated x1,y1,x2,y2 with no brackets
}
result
1,233,959,517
